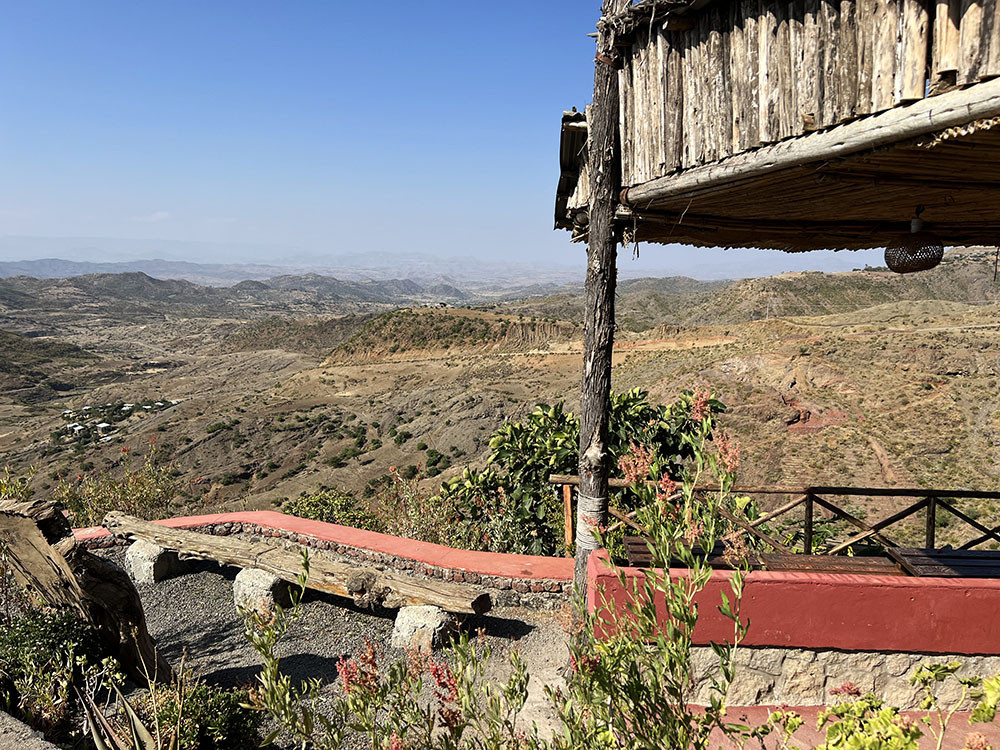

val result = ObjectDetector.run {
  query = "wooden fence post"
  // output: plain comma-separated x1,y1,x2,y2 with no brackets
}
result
925,496,937,549
563,484,574,556
574,0,625,591
804,492,814,554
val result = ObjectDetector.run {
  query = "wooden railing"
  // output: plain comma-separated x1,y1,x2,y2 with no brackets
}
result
548,475,1000,556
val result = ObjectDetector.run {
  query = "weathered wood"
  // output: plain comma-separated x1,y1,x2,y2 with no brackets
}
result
622,75,1000,208
550,477,1000,500
759,2,778,143
871,0,898,110
716,506,794,554
959,0,985,84
888,548,1000,577
0,513,88,616
932,0,961,84
819,0,841,125
576,0,625,590
0,507,171,685
664,31,685,167
925,496,937,549
984,0,1000,77
102,513,491,615
824,497,928,555
811,494,899,549
838,0,859,119
936,499,1000,548
804,492,814,554
748,493,808,528
761,553,904,575
899,0,930,101
856,0,875,114
742,0,761,145
608,506,646,535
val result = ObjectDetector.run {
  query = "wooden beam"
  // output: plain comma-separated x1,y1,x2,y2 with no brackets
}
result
936,499,1000,549
622,76,1000,208
811,495,899,549
825,498,929,555
748,494,808,529
576,0,626,590
103,513,491,615
716,507,794,554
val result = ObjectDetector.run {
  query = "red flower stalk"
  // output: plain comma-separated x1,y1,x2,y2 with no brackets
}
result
618,443,653,485
337,640,379,695
570,651,600,674
714,429,741,475
429,660,458,703
829,681,862,698
691,388,712,422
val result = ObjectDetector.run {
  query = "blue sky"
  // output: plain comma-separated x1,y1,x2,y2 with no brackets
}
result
0,2,882,275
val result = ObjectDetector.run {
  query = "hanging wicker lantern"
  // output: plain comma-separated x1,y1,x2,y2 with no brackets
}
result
884,216,943,274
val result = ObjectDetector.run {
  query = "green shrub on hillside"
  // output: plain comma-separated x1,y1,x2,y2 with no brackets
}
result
54,447,176,527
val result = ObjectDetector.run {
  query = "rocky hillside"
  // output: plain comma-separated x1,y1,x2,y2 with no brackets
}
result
0,331,96,403
330,308,580,360
221,315,373,356
502,247,1000,330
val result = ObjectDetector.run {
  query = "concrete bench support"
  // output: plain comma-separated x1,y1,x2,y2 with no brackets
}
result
125,540,185,584
234,567,292,614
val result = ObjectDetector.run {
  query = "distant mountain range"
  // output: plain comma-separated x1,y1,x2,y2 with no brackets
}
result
501,246,1000,330
0,270,470,317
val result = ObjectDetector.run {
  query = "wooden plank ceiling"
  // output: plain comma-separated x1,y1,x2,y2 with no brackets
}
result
619,122,1000,252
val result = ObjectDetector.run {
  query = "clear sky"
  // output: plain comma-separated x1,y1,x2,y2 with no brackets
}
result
0,2,883,275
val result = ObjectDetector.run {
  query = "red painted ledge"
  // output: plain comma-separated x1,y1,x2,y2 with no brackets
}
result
587,551,1000,655
74,511,573,581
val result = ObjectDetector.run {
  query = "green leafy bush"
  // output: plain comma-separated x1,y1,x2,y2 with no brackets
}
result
285,390,723,556
0,610,111,740
284,489,377,530
138,674,263,750
438,388,724,555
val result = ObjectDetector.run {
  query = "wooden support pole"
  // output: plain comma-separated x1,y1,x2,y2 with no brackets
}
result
575,0,624,590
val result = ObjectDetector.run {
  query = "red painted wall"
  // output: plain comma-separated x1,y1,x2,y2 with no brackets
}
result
587,551,1000,655
75,510,573,581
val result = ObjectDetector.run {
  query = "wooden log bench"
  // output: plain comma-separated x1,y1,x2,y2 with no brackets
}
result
103,512,492,615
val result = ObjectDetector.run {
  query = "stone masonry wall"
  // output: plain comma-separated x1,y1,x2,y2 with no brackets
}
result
692,646,1000,709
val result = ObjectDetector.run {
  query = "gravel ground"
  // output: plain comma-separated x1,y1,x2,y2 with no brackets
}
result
100,549,571,748
0,710,60,749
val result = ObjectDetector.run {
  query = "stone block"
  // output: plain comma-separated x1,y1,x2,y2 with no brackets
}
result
234,568,292,614
390,605,456,653
125,540,185,584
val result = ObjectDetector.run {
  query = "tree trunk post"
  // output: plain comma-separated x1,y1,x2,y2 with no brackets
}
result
575,0,623,591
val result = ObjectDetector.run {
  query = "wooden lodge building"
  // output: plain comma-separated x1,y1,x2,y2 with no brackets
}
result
559,0,1000,581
